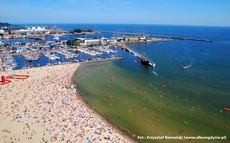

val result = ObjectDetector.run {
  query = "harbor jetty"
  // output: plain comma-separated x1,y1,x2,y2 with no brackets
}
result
82,56,123,64
27,35,46,40
153,35,214,42
121,45,155,67
102,30,214,43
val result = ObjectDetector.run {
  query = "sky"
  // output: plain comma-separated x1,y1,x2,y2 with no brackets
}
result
0,0,230,26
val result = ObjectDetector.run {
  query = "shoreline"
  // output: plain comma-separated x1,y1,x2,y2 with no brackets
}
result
73,64,138,143
0,63,134,143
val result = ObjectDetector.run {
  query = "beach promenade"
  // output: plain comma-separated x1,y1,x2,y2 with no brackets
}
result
0,64,132,143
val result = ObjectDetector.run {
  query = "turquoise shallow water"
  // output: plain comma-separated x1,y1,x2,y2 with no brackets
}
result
72,25,230,142
74,60,229,143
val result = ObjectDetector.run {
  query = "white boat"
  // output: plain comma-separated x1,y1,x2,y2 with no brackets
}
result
49,55,56,60
149,62,153,66
65,55,71,59
55,56,60,60
53,34,63,37
73,54,78,57
151,62,156,68
53,36,59,41
3,64,16,71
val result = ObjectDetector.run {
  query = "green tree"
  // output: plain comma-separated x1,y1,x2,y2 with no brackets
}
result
73,28,82,33
67,40,72,46
74,41,80,46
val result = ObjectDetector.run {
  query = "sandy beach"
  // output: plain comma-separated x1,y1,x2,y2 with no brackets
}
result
0,64,133,143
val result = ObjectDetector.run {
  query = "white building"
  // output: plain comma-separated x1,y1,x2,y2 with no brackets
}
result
0,30,4,34
85,38,100,46
108,39,117,44
75,38,100,46
18,26,47,34
139,36,146,40
100,37,108,45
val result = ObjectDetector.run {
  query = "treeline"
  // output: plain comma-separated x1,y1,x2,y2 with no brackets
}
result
66,40,80,46
71,28,93,33
0,22,12,27
0,22,25,30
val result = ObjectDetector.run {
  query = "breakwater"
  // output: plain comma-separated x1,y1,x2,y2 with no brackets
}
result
153,35,214,42
102,31,213,42
82,56,123,63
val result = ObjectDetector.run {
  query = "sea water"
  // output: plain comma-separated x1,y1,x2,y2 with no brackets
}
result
73,24,230,143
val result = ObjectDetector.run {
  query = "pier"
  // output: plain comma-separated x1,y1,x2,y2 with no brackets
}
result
27,36,45,40
151,35,213,42
82,56,123,64
102,31,214,43
121,46,155,67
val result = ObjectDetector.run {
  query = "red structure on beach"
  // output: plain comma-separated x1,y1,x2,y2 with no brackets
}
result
0,74,29,85
6,74,30,79
0,76,11,85
1,76,5,83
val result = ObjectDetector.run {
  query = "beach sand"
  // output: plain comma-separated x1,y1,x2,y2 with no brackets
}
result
0,64,133,143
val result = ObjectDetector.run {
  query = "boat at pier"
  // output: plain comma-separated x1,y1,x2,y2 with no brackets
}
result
2,54,17,71
56,50,78,59
140,52,154,67
22,50,41,62
28,56,40,62
43,52,60,60
141,57,151,65
53,36,59,41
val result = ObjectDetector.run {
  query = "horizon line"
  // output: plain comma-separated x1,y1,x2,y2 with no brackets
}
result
5,22,230,28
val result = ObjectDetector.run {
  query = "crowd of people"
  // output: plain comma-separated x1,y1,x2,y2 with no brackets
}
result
0,63,131,143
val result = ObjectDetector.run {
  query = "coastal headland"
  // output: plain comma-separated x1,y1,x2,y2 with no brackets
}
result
0,63,134,143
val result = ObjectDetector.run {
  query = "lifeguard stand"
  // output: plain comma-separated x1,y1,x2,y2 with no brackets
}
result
1,76,6,83
0,75,11,85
